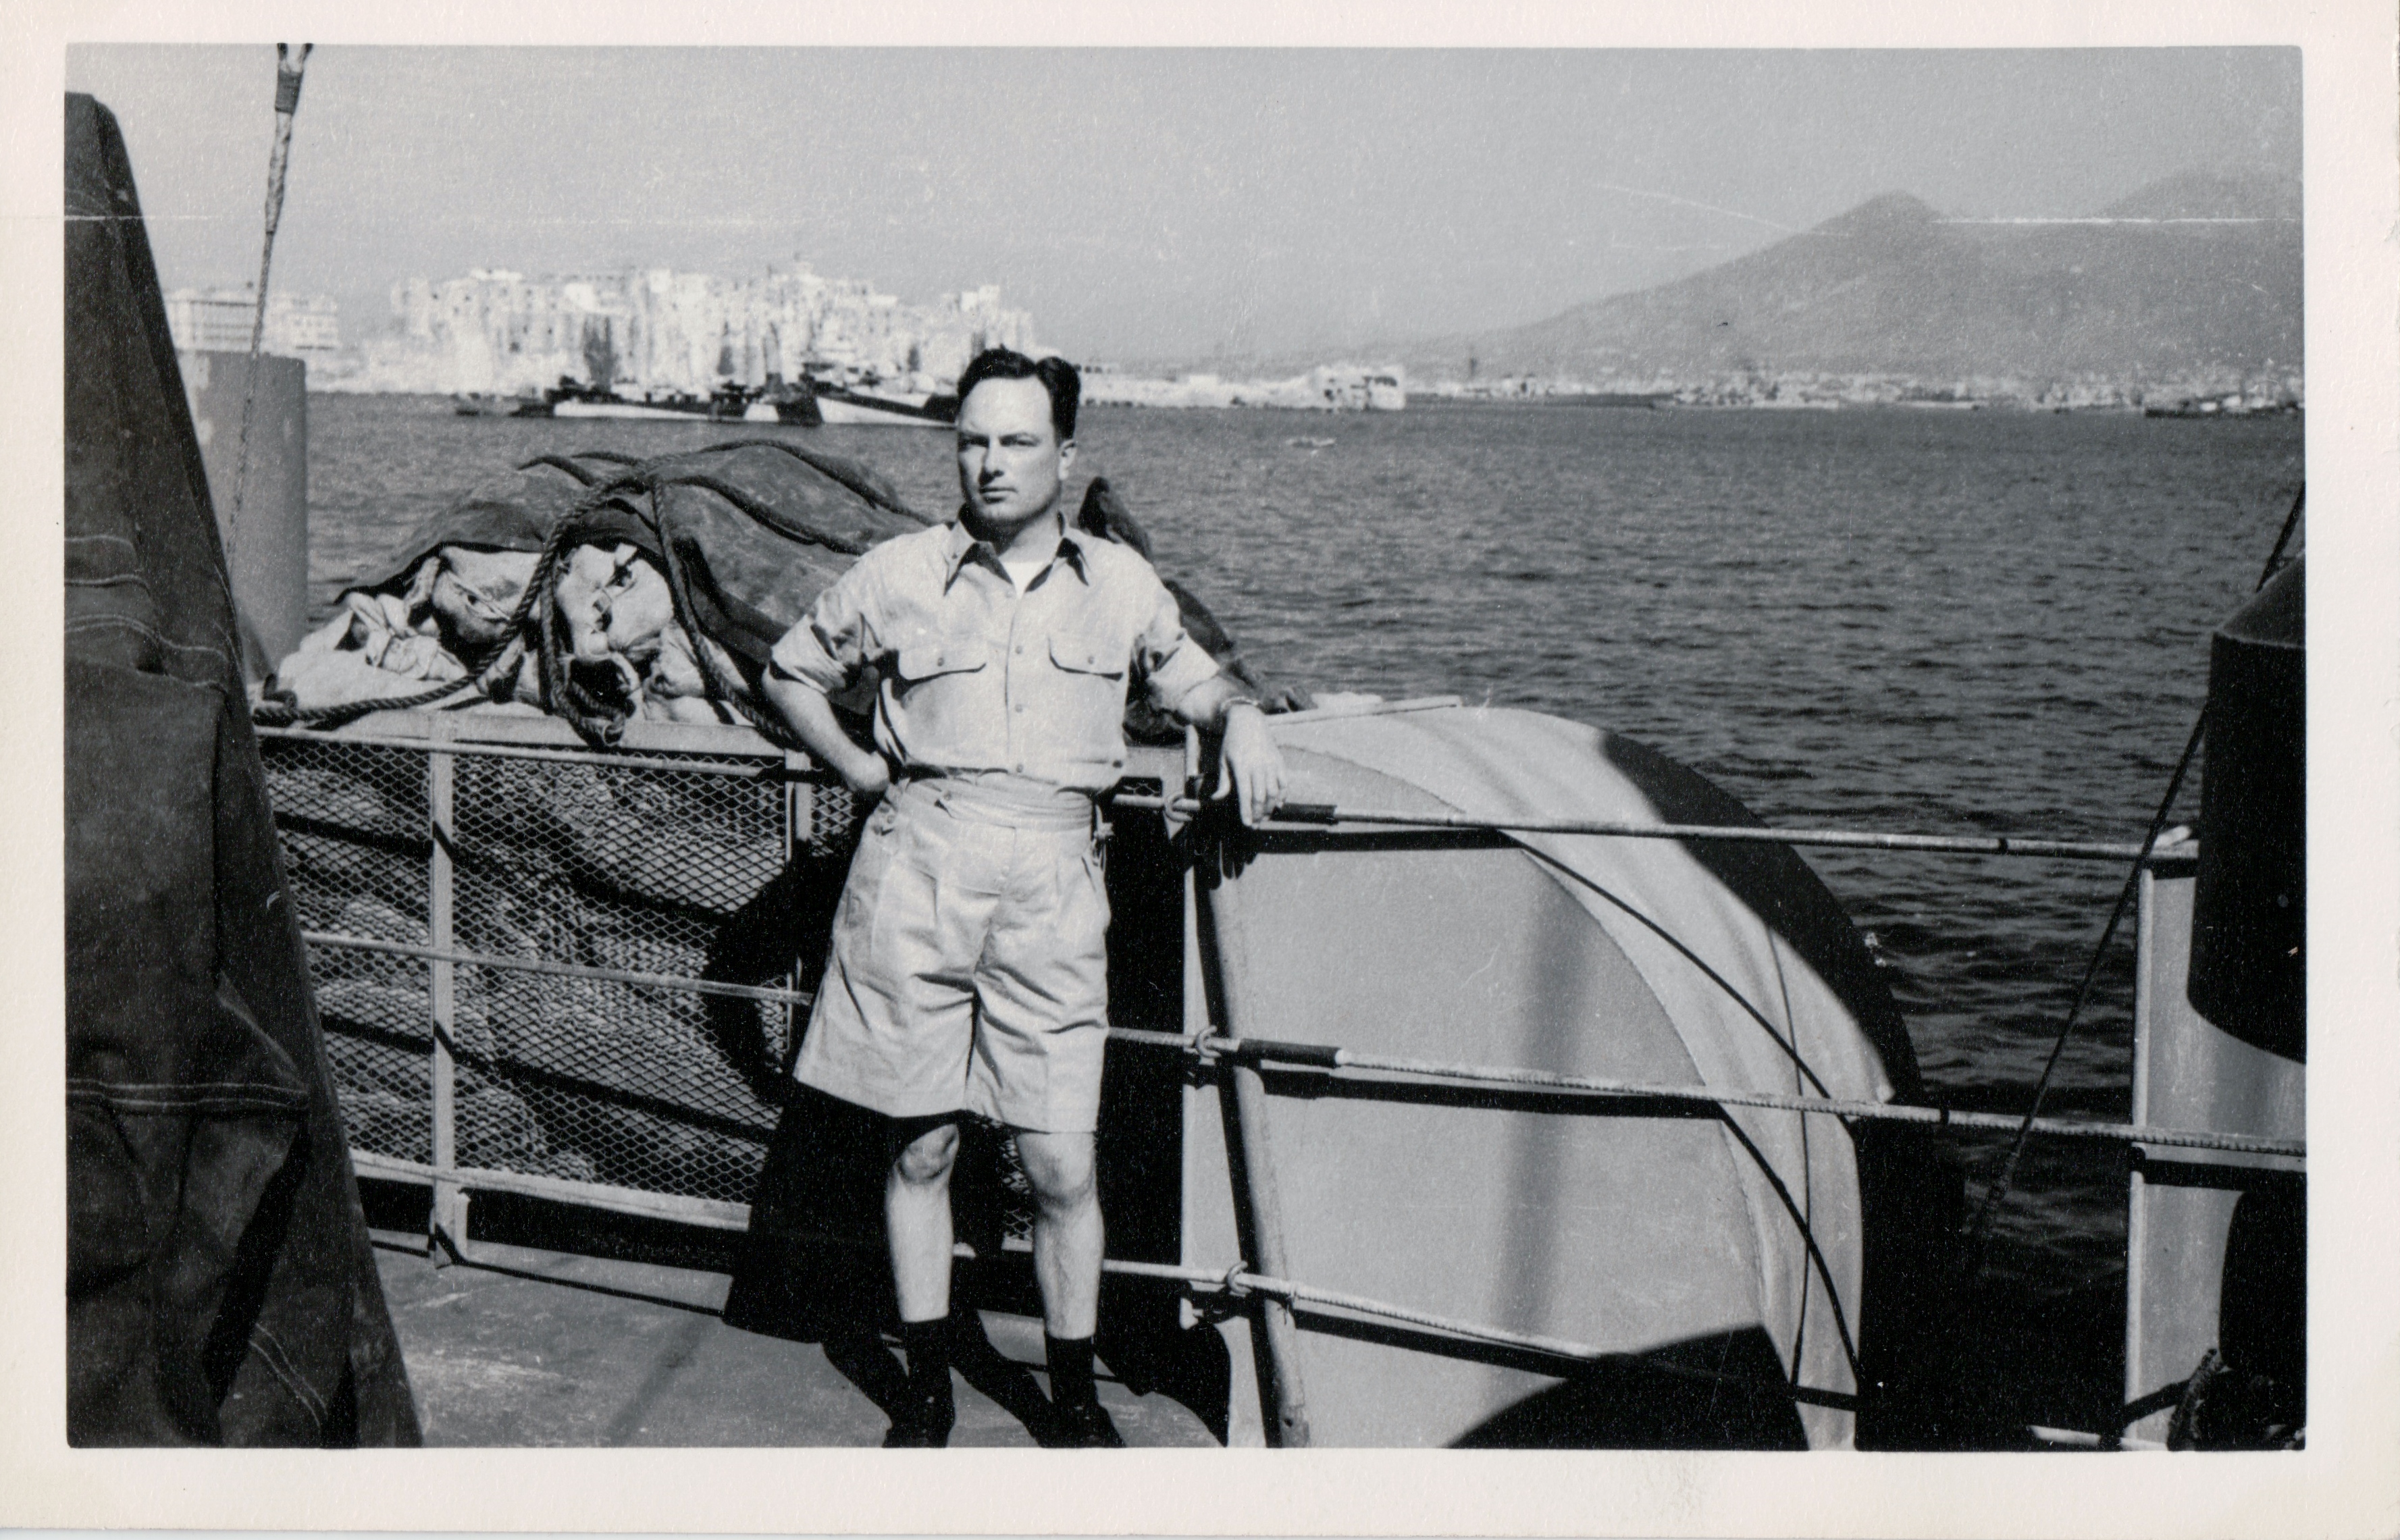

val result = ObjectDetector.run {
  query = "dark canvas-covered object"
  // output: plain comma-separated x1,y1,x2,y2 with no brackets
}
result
292,448,1297,745
351,440,925,660
2187,556,2304,1059
64,91,419,1445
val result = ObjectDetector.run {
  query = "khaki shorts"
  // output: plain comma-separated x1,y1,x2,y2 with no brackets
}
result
793,775,1110,1134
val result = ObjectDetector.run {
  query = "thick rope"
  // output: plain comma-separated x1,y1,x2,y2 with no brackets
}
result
1100,1254,1636,1367
253,490,580,728
536,510,644,743
228,44,310,554
644,481,808,749
515,462,801,749
515,449,642,483
516,453,609,486
682,437,931,525
1961,481,2306,1279
652,471,875,555
2254,485,2306,589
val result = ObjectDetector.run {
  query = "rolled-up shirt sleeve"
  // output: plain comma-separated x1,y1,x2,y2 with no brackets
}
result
768,561,878,696
1133,573,1222,717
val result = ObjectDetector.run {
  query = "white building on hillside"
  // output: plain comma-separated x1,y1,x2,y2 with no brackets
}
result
364,261,1037,396
165,287,343,358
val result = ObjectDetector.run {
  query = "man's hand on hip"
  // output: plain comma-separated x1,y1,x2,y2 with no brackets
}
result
839,749,893,801
762,672,891,800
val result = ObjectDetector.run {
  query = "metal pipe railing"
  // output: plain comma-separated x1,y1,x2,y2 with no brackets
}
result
257,724,808,781
303,931,816,1009
1110,792,2156,863
359,1147,1850,1408
1105,1026,2303,1160
426,732,465,1252
261,724,2156,860
302,926,2298,1160
280,710,2284,1422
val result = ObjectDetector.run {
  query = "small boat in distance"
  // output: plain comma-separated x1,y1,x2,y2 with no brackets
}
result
497,375,841,428
810,379,958,428
545,379,761,422
452,388,550,418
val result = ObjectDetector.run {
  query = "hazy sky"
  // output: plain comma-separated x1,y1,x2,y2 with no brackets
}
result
64,47,2299,363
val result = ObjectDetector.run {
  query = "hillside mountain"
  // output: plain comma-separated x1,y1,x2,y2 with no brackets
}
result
1394,169,2300,386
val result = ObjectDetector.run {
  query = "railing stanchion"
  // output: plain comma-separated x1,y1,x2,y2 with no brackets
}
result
1199,832,1313,1448
427,718,468,1261
783,748,815,1076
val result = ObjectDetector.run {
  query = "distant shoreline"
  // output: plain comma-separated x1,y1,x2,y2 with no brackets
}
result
298,385,2301,419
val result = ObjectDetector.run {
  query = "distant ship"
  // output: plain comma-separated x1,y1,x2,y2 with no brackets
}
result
544,379,762,422
451,389,550,418
810,379,958,428
498,373,955,429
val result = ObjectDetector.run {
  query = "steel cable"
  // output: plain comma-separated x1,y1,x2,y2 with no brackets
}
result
1960,483,2305,1279
228,44,310,555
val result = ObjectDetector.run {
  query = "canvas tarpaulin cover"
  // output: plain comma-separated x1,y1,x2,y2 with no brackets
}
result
64,91,419,1445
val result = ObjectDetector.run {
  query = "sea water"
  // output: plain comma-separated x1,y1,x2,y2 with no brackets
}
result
306,394,2303,1317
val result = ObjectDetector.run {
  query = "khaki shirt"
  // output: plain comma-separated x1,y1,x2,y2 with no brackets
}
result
768,516,1221,792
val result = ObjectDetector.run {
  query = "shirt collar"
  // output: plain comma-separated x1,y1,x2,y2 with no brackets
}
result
943,509,1093,590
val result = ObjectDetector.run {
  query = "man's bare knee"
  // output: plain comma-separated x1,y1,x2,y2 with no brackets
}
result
893,1121,960,1186
1016,1132,1096,1213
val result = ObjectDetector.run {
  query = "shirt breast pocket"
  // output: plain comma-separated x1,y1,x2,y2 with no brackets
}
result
1046,633,1129,683
891,637,991,750
895,639,990,688
1046,631,1134,767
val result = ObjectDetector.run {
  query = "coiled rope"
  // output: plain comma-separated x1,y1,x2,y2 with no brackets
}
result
228,44,310,554
539,464,806,749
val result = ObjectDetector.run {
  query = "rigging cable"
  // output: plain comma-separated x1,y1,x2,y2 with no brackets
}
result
228,43,311,554
1960,483,2305,1281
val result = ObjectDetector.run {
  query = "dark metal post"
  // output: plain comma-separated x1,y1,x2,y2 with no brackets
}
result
427,719,468,1260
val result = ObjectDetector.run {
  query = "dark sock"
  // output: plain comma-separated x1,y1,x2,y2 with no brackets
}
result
1045,1333,1097,1406
902,1317,954,1397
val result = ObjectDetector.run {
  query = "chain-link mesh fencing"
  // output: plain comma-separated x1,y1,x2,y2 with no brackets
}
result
262,723,879,1215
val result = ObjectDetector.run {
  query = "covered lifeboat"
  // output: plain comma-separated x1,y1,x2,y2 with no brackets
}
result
1099,700,1946,1449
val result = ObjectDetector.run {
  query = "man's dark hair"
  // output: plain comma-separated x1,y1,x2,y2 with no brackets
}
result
956,348,1080,442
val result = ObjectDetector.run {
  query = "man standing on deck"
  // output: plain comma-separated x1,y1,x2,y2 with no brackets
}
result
762,347,1286,1447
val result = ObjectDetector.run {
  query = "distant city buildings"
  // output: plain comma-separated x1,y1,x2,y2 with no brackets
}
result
338,261,1037,396
161,265,2295,417
1414,367,2303,414
164,286,343,358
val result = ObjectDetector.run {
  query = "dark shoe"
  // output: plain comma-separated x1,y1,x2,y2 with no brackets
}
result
881,1387,955,1448
1047,1397,1124,1448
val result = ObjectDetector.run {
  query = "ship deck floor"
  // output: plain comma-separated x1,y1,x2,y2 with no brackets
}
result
363,1185,2127,1451
370,1227,1218,1449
